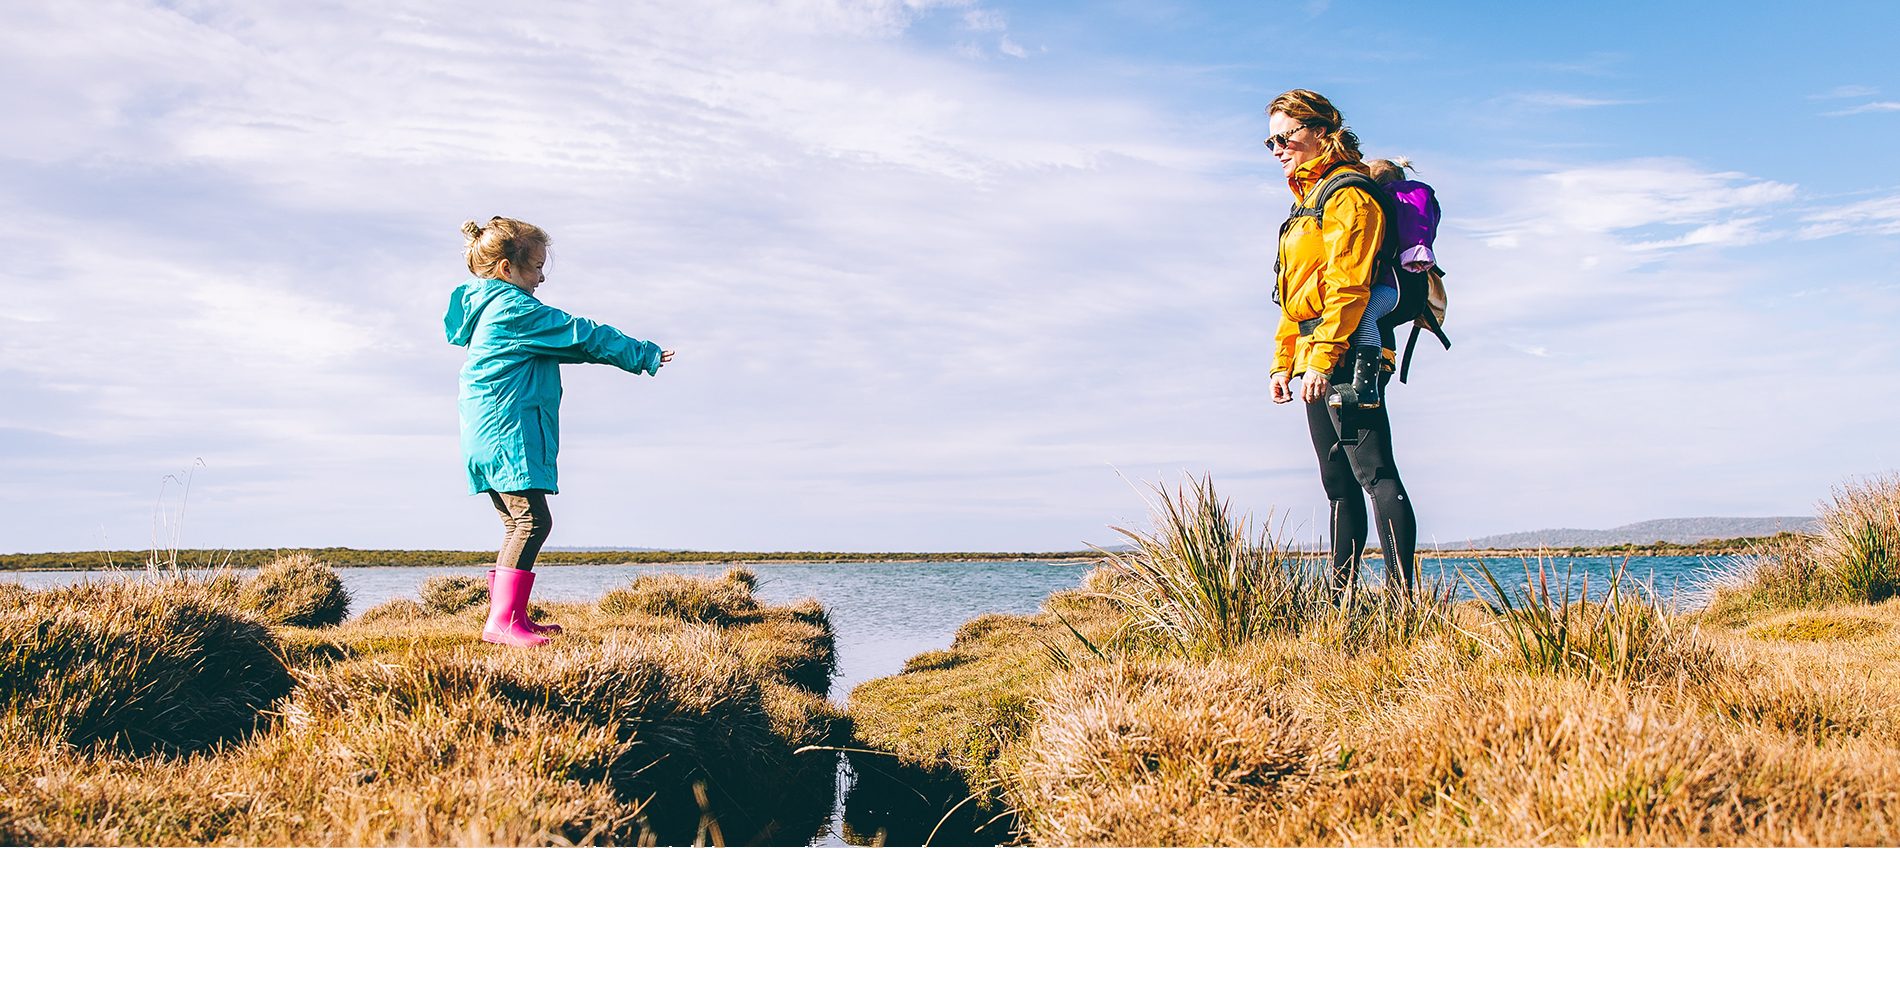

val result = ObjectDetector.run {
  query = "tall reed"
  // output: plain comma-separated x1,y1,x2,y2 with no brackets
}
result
1465,557,1720,687
1099,476,1330,659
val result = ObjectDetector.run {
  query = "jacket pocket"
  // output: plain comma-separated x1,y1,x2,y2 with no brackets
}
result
534,406,559,466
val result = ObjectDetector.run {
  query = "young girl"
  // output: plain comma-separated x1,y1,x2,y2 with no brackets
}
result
445,217,674,647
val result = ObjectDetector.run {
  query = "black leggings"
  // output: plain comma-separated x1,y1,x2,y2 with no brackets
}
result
1304,365,1417,591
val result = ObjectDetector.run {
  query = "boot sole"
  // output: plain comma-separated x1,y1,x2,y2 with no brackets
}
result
481,630,550,647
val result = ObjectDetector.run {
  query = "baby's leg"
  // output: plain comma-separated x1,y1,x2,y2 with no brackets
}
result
1351,282,1399,349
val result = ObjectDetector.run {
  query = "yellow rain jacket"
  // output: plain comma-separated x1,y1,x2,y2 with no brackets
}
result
1272,153,1388,380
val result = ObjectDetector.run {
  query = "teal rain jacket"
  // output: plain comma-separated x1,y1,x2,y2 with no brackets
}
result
444,278,664,495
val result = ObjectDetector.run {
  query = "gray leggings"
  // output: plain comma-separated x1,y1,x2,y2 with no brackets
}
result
487,489,552,571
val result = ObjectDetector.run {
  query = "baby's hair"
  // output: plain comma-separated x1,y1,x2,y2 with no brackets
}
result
462,217,550,279
1366,157,1415,184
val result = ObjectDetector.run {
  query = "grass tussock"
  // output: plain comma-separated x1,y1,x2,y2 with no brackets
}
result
1708,474,1900,618
1013,656,1337,847
238,554,350,627
852,475,1900,846
0,578,290,755
597,567,759,625
1466,559,1724,689
419,574,487,615
355,597,426,624
1099,476,1330,660
0,561,842,846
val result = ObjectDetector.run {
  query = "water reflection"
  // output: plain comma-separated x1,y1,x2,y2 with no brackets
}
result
835,754,1014,847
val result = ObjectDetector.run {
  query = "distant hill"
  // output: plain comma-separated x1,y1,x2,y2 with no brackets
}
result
1429,516,1816,551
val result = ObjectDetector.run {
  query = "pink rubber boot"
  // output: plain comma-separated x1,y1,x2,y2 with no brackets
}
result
488,569,561,634
482,567,550,647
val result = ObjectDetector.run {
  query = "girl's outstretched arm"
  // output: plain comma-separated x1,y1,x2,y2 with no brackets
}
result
499,297,666,375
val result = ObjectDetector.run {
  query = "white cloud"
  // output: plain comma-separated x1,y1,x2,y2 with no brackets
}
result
1500,92,1644,110
1821,101,1900,116
1625,217,1773,251
1800,194,1900,238
1473,160,1796,256
962,8,1005,31
1810,84,1879,100
0,0,1273,551
2,2,1896,552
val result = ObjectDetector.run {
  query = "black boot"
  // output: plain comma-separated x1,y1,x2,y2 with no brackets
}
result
1327,345,1384,410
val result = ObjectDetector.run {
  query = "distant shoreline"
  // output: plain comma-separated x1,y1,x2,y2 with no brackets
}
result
0,548,1104,571
0,538,1783,572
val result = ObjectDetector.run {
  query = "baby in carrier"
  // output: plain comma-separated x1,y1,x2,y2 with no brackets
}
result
1326,157,1443,410
1364,158,1447,396
1367,158,1438,274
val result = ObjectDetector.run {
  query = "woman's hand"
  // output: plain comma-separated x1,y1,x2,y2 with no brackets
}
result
658,350,675,365
1270,371,1292,404
1301,373,1330,404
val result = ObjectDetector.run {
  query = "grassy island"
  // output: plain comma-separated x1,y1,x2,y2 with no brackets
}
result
846,477,1900,846
0,562,841,846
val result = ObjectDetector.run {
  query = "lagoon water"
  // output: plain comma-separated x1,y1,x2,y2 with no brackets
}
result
6,554,1743,846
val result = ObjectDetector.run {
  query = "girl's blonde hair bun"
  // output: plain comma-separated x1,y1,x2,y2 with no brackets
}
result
460,216,550,278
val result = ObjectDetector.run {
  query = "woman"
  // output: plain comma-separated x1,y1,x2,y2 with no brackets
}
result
1266,89,1418,594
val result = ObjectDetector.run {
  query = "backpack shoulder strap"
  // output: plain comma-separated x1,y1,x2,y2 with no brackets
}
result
1294,165,1400,287
1287,162,1365,221
1276,164,1395,302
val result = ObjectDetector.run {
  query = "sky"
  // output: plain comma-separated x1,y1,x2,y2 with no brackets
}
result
3,0,1898,553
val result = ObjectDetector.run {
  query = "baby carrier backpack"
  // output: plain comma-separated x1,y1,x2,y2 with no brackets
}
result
1380,177,1451,382
1275,163,1453,384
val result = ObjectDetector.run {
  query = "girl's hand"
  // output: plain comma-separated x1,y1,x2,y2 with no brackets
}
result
658,350,675,365
1301,373,1329,404
1270,372,1292,404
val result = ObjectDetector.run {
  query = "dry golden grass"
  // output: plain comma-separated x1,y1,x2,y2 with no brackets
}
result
597,567,759,625
0,577,290,755
238,554,350,627
355,597,427,624
847,586,1123,800
1011,655,1337,846
0,564,842,846
998,596,1900,846
1707,474,1900,618
419,574,487,615
860,477,1900,847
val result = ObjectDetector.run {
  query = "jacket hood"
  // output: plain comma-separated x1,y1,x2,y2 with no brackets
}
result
444,279,519,347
